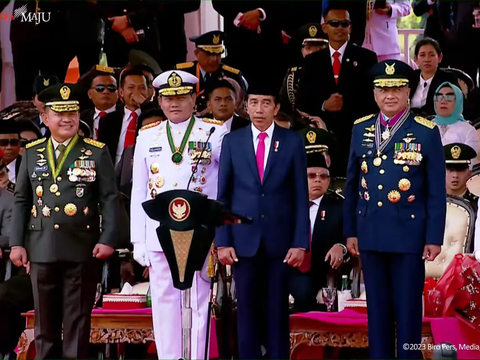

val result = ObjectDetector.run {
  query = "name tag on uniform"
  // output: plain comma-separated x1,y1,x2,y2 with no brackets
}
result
35,166,48,172
149,147,162,152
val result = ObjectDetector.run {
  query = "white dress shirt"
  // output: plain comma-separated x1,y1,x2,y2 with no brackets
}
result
329,42,348,65
38,114,47,136
252,122,274,171
93,105,116,139
216,116,234,132
116,107,141,165
6,161,16,183
309,195,323,237
411,74,434,109
51,137,72,159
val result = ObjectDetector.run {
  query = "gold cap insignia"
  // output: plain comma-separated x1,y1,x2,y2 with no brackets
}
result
451,145,461,159
309,26,317,37
60,86,71,100
95,64,115,74
385,63,395,75
168,72,182,88
213,34,220,45
43,78,49,86
306,130,316,144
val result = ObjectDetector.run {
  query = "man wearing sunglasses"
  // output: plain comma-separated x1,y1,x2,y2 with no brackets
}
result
0,120,22,186
80,65,119,140
296,6,378,179
289,128,346,314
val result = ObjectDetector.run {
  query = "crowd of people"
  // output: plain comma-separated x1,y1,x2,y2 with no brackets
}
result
0,1,479,360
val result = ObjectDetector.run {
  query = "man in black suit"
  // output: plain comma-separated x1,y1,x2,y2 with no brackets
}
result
31,74,59,138
412,0,453,65
296,7,378,178
175,31,246,115
205,79,250,132
79,65,120,139
155,0,201,71
290,128,346,313
97,1,162,67
97,67,149,164
0,120,22,185
211,1,291,93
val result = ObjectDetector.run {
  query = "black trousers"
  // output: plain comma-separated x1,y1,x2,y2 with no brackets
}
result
30,261,101,359
0,272,34,353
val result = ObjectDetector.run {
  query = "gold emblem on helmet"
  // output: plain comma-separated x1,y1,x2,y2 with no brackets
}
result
43,78,49,86
306,131,316,144
168,73,182,88
385,63,396,75
451,145,461,159
213,34,220,45
60,86,71,100
309,26,317,37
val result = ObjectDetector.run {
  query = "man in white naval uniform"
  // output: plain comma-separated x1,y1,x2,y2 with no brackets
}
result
130,70,228,359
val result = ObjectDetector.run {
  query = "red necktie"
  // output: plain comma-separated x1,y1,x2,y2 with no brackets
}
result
124,112,138,148
99,111,107,118
299,201,315,273
333,51,341,85
256,133,267,182
95,112,107,139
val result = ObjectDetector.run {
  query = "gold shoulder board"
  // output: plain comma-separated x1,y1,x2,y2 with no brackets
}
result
222,65,240,75
203,118,224,125
414,116,436,129
291,67,297,72
141,121,161,131
354,114,375,125
176,62,194,70
26,137,47,149
84,138,106,148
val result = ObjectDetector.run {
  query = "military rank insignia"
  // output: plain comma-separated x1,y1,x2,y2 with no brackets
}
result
68,160,96,183
393,142,423,165
188,141,212,165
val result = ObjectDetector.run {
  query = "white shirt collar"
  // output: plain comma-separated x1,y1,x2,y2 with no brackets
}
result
95,105,116,118
310,195,324,207
420,73,434,87
124,107,141,121
251,121,275,140
329,42,348,58
51,137,72,150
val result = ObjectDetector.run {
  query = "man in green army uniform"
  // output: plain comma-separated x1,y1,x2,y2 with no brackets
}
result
175,30,246,115
9,84,120,359
279,23,328,117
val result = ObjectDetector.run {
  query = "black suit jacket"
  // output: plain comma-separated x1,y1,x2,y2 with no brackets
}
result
413,0,452,50
409,69,459,117
310,193,345,290
296,43,378,176
231,115,250,132
80,108,95,132
97,106,125,163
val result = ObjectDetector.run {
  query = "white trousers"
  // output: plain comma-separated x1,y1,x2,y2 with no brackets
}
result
148,251,211,360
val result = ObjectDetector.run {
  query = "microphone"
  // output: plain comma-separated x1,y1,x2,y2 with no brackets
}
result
187,126,216,190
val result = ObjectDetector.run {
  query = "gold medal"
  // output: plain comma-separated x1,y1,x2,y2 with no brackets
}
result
387,190,401,203
361,161,368,174
69,175,78,182
373,157,382,167
150,163,160,174
50,184,59,193
155,176,164,188
36,185,43,197
31,205,37,218
408,195,415,202
148,178,154,189
64,203,77,216
398,178,411,192
72,168,82,176
85,150,93,156
42,205,51,218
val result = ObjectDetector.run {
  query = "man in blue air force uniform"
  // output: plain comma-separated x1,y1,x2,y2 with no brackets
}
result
344,60,446,360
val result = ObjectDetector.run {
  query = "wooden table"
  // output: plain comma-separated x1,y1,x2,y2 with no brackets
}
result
16,312,154,360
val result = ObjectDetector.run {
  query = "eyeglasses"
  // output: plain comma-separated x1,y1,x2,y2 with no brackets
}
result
93,84,117,93
434,94,456,102
326,20,351,28
308,172,330,180
0,139,21,147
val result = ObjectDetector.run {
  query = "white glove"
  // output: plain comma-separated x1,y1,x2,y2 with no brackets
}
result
133,244,150,267
475,250,480,262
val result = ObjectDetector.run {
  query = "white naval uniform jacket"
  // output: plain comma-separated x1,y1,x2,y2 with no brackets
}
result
131,117,229,252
